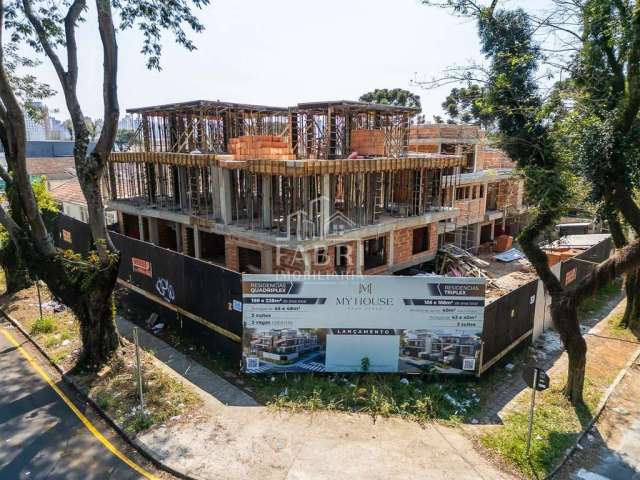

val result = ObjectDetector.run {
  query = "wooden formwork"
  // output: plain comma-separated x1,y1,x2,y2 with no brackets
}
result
109,152,466,176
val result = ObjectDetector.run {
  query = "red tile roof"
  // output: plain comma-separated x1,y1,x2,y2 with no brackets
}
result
26,157,76,179
49,178,86,205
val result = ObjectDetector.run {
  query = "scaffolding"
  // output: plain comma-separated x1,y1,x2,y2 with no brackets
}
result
107,99,464,240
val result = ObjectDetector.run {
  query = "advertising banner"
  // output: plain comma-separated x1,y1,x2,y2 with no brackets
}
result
242,275,485,375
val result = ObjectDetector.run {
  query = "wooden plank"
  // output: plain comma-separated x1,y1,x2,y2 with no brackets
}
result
117,278,241,343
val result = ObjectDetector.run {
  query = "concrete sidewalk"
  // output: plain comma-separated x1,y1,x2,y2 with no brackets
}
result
555,357,640,479
117,316,512,480
116,316,257,408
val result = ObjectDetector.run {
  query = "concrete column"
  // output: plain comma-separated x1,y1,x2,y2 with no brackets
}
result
387,232,395,267
176,223,183,253
178,167,189,211
261,247,273,274
116,211,124,234
355,240,363,274
262,175,273,229
210,166,222,220
321,174,331,237
473,144,480,172
148,217,159,245
138,216,145,242
219,169,233,225
303,250,312,275
194,225,201,259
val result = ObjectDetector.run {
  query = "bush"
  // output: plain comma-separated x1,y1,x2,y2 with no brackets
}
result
30,315,57,335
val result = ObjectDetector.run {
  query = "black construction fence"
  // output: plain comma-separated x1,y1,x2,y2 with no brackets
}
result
560,237,614,288
479,235,614,373
53,214,243,361
51,213,614,376
480,279,538,373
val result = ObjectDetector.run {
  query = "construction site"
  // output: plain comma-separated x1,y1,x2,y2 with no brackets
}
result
106,99,529,279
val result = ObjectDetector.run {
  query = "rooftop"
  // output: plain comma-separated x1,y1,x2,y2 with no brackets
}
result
127,99,419,115
127,99,289,115
296,100,419,114
49,178,86,205
26,157,76,180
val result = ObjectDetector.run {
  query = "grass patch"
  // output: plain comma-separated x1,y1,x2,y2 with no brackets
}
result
481,381,598,478
605,311,640,342
86,345,201,436
578,280,621,316
247,373,481,423
30,314,57,335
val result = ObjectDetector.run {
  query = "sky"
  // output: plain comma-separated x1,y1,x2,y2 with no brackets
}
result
22,0,550,121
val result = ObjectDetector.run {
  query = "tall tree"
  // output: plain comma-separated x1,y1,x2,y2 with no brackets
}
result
420,0,640,403
359,88,422,109
561,0,640,330
0,0,209,367
441,84,491,126
0,45,54,293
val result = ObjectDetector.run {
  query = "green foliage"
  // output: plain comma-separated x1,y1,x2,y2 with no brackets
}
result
84,117,103,143
441,84,491,126
30,314,57,335
360,356,370,372
559,1,640,204
252,373,480,423
113,0,211,70
6,0,210,71
359,88,421,109
115,129,137,151
481,385,597,478
31,177,58,214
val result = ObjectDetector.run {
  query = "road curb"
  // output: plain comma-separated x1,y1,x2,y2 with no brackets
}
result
546,344,640,479
0,307,204,480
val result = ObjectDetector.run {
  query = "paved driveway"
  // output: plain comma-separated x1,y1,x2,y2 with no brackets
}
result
0,323,158,479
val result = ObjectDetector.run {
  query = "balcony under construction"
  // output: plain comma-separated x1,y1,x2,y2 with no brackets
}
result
106,100,464,248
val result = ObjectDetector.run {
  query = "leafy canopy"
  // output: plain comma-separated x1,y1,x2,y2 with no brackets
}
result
5,0,210,70
359,88,421,109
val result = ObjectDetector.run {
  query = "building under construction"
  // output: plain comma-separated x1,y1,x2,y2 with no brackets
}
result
106,99,525,274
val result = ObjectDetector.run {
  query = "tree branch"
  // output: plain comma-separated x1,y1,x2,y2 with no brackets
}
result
64,0,86,88
620,1,640,133
0,0,56,256
94,0,119,158
21,0,68,84
0,202,23,245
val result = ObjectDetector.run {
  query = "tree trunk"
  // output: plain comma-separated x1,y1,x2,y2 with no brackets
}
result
603,206,640,331
518,208,588,404
32,251,121,367
0,243,31,294
620,268,640,331
74,265,120,367
553,297,586,403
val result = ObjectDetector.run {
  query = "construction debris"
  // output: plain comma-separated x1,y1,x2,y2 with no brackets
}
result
437,244,491,279
437,244,537,303
495,248,525,262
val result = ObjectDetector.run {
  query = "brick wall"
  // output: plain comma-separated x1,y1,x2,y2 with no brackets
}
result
392,223,438,266
480,147,515,169
225,235,266,272
228,135,295,160
454,196,485,223
408,144,438,154
273,248,306,274
350,129,386,156
496,179,523,211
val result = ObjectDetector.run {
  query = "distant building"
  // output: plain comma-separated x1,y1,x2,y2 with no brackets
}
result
118,114,140,131
24,101,71,141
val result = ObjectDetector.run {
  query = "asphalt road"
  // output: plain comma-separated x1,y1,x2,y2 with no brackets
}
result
0,322,160,480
